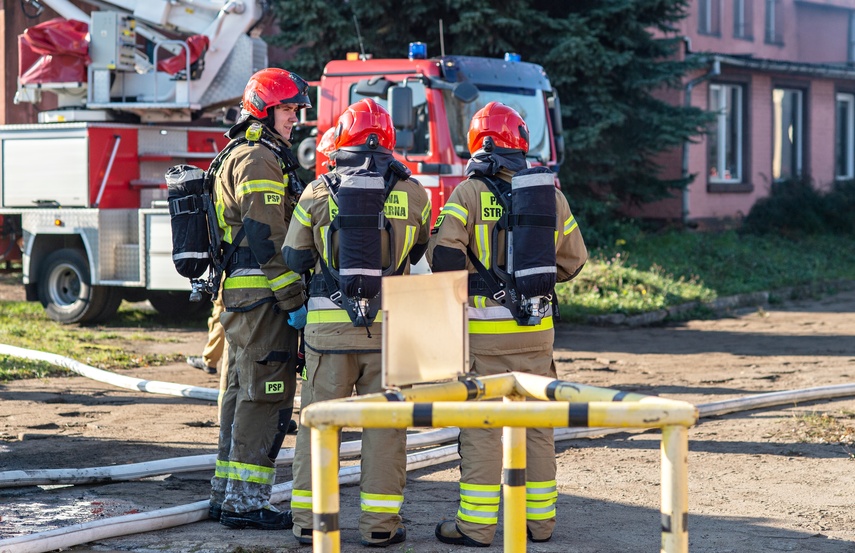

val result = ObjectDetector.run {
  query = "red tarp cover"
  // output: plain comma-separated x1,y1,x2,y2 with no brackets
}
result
19,18,90,85
157,35,209,76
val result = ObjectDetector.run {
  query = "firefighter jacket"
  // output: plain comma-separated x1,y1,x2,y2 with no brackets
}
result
427,169,587,356
282,172,431,353
214,126,305,313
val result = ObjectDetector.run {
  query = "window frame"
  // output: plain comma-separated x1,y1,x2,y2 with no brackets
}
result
698,0,721,36
835,92,855,181
765,0,784,45
771,87,803,182
708,83,745,186
849,12,855,64
734,0,754,40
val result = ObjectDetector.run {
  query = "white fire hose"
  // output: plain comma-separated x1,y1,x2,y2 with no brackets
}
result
1,344,854,553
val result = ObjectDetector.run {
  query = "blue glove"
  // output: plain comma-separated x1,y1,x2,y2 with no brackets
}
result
287,305,307,330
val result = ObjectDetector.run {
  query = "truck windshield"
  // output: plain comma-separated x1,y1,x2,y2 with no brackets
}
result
444,88,550,163
350,81,430,155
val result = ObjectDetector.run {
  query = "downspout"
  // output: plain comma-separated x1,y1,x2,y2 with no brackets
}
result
681,47,721,226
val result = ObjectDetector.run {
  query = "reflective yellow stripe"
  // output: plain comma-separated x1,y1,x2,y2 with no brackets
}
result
307,310,385,324
291,489,312,510
294,204,312,227
237,179,286,197
217,460,275,485
224,275,269,289
458,501,499,524
421,200,432,225
321,225,330,266
460,482,501,504
473,296,487,308
214,459,229,479
475,224,490,268
397,225,417,268
526,480,558,501
360,492,404,514
216,200,232,244
268,271,300,291
564,215,578,235
440,202,468,225
526,502,556,520
469,315,554,334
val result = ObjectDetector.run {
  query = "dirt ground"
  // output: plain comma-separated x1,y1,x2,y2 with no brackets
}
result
1,281,855,553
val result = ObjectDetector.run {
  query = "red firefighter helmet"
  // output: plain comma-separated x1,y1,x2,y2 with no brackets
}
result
317,127,337,157
241,68,311,120
467,101,529,154
333,98,396,152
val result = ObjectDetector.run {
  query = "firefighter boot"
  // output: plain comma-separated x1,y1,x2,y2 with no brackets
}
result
361,526,406,548
220,506,293,530
186,356,217,374
434,520,490,547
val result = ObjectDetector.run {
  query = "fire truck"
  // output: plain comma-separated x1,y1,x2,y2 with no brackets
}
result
0,1,565,325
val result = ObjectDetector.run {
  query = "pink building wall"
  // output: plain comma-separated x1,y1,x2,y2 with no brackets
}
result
641,0,855,224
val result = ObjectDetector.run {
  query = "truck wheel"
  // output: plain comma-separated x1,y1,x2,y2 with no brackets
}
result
37,250,111,324
147,290,210,318
86,287,123,325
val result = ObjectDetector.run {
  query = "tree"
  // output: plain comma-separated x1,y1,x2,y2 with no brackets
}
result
270,0,712,241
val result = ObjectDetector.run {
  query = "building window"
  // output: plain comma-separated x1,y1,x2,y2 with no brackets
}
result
734,0,754,40
836,93,855,180
849,12,855,63
699,0,721,35
765,0,783,44
709,84,744,183
772,88,802,181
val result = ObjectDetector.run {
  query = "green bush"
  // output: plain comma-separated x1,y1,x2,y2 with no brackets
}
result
742,176,855,237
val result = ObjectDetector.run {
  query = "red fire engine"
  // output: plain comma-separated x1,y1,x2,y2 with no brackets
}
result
0,2,564,324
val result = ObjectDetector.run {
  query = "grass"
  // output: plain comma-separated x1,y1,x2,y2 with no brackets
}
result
556,230,855,323
791,410,855,453
0,290,204,382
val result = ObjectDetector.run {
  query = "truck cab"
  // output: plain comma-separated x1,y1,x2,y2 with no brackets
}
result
312,49,565,223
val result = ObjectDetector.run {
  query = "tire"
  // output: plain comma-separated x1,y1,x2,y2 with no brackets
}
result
147,290,210,318
86,286,123,325
37,249,110,324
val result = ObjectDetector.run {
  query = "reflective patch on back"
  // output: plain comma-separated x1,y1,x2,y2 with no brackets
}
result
384,191,409,219
480,192,503,221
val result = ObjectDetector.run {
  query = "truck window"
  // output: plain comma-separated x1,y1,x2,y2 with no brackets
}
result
443,88,550,164
350,81,430,155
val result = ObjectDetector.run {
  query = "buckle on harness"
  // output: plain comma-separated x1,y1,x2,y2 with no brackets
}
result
492,289,506,301
329,290,342,303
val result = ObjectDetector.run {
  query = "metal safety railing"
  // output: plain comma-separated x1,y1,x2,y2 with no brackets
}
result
301,371,699,553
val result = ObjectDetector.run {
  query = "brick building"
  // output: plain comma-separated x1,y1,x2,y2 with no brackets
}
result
639,0,855,225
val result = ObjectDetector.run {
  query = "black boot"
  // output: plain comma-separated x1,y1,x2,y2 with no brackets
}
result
220,507,293,530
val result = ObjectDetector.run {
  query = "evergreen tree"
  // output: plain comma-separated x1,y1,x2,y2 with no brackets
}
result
269,0,711,238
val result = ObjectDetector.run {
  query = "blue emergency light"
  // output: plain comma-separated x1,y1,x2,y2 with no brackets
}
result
504,52,521,62
409,42,427,60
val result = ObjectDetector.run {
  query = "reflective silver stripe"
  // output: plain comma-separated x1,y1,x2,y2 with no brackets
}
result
526,505,556,515
514,266,557,278
308,297,341,310
339,268,382,277
526,483,558,496
173,252,209,260
512,172,554,189
461,489,501,500
341,174,385,190
230,268,265,277
469,305,552,320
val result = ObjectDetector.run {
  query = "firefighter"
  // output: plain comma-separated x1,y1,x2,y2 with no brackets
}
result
427,102,588,546
282,98,431,547
208,67,310,531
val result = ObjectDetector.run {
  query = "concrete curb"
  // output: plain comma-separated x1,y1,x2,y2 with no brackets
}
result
585,279,855,327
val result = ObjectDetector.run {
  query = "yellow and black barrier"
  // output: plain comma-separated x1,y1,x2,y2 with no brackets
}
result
301,372,698,553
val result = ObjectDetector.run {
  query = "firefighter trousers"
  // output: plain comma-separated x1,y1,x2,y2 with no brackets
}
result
291,349,406,544
210,301,298,514
454,348,558,544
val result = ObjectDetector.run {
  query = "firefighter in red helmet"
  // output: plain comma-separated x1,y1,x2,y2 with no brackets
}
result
282,98,431,547
208,68,311,531
428,101,588,546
